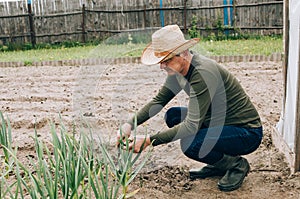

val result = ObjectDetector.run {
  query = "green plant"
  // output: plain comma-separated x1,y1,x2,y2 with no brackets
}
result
0,112,13,165
0,111,151,198
102,116,151,199
0,45,8,51
24,60,33,66
188,15,200,38
206,16,226,41
0,112,18,199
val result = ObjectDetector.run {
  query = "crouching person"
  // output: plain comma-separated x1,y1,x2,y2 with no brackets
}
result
116,24,263,192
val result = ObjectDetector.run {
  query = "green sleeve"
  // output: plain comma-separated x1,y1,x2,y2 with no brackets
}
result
150,63,220,146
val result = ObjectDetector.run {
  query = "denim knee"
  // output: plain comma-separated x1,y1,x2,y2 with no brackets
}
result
180,137,197,159
180,135,224,165
164,107,187,128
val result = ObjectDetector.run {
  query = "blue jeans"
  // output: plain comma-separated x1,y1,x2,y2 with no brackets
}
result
164,107,263,165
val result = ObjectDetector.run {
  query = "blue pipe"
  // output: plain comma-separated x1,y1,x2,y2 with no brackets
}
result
223,0,228,26
160,0,164,27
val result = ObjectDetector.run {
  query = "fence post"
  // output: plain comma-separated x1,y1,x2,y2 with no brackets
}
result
82,3,86,43
143,5,147,29
183,0,187,33
27,0,36,47
232,0,236,29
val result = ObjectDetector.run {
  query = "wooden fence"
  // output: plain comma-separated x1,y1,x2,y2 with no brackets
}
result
0,0,283,46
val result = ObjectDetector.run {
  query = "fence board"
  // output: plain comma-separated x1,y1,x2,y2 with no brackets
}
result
0,0,283,46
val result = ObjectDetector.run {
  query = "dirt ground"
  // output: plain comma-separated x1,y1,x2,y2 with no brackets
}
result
1,60,300,198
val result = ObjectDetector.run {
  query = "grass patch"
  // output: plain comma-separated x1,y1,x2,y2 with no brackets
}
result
195,37,283,56
0,46,95,63
0,36,283,63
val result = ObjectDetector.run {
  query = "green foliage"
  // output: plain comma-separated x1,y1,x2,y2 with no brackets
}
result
0,42,35,52
205,15,229,41
188,15,200,39
24,60,33,66
0,45,9,51
0,112,13,165
0,112,151,199
187,16,283,55
108,116,151,199
0,112,17,199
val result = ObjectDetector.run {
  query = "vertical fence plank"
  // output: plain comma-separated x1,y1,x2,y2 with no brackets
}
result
203,0,207,30
128,0,131,30
248,0,252,30
136,0,141,29
126,1,128,30
232,0,236,28
260,5,268,34
27,1,36,47
235,0,240,29
149,0,154,28
0,0,284,45
240,0,244,32
132,0,136,29
82,3,86,43
143,4,146,28
183,0,187,33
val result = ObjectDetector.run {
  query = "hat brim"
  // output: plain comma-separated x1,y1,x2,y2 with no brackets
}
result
141,38,200,65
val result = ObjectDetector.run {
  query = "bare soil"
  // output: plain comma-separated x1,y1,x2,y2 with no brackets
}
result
1,60,300,198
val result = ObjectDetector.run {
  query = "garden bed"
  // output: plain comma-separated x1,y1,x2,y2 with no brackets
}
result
1,60,300,198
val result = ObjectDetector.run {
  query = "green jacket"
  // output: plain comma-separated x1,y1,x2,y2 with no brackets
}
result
128,53,261,146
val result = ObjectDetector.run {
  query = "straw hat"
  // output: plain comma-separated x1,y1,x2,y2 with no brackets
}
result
141,24,200,65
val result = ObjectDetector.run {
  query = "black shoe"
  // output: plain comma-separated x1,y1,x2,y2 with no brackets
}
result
189,165,226,180
217,157,250,192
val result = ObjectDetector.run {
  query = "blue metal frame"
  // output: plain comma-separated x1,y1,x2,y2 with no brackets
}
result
223,0,233,35
160,0,164,27
223,0,229,26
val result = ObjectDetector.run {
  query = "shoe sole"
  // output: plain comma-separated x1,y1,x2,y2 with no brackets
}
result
190,171,227,180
